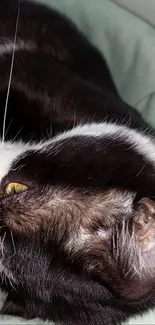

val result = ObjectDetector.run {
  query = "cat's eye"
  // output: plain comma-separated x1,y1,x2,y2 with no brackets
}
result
5,182,28,196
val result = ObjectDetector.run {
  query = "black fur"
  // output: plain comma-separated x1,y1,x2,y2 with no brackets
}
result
0,1,155,325
0,0,147,141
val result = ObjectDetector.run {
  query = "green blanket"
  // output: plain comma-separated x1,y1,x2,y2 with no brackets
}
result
34,0,155,129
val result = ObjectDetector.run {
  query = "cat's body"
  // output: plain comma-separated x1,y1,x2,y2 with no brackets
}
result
0,1,155,325
0,0,146,141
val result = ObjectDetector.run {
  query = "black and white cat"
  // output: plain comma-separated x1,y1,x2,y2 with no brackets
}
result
0,1,155,324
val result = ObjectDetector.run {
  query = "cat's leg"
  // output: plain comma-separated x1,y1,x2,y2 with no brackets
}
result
1,291,40,320
1,291,25,318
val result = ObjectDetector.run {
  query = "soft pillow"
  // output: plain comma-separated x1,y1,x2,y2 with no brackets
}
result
34,0,155,128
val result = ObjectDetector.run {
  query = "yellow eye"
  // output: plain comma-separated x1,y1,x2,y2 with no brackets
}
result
5,182,28,196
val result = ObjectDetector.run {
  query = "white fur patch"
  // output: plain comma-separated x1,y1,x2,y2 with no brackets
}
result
66,227,92,253
97,229,109,240
52,122,155,167
0,141,34,183
0,121,154,185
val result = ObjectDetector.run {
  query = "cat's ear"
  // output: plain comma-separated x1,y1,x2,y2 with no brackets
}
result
111,197,155,302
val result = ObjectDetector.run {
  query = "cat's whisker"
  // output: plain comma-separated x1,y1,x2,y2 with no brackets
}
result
0,271,4,286
7,276,17,292
73,105,76,128
135,164,145,178
2,232,17,262
2,119,12,140
48,124,53,138
10,231,16,256
2,0,21,143
11,126,23,143
11,163,27,173
0,232,6,257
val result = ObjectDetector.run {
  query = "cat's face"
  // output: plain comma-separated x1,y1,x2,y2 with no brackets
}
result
0,125,155,314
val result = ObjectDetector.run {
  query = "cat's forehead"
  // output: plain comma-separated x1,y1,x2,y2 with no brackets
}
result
0,141,33,182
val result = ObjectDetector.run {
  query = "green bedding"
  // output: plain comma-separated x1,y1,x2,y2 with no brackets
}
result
1,0,155,324
34,0,155,128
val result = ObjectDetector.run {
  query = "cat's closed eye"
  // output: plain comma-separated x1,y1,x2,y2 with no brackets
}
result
4,183,28,196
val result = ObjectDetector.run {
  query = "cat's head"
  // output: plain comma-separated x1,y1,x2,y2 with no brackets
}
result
0,126,155,320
